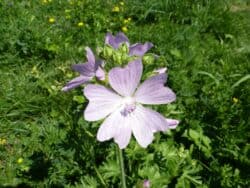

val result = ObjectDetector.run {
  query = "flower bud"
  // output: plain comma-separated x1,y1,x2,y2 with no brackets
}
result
103,45,113,58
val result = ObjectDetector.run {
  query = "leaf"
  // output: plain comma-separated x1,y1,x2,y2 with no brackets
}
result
183,128,212,158
197,71,220,85
231,74,250,88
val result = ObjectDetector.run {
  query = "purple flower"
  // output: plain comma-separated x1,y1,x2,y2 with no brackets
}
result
62,47,105,91
143,180,150,188
83,60,179,149
105,32,153,56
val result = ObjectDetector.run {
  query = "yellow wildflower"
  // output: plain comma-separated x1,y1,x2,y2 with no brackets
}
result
120,2,124,6
48,17,55,23
112,6,120,12
124,17,132,24
0,138,6,145
123,19,129,24
122,26,128,32
233,97,238,103
77,22,84,27
17,158,23,164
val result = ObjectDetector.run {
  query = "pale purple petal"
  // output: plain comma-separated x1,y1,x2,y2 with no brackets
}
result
97,109,132,149
84,84,122,121
95,66,105,81
109,59,142,96
154,67,167,74
72,63,95,77
135,105,171,133
114,123,131,149
135,73,176,104
71,47,96,77
85,47,95,66
129,42,153,56
165,118,179,129
62,76,91,91
143,180,150,188
105,32,129,49
64,48,105,92
130,106,154,148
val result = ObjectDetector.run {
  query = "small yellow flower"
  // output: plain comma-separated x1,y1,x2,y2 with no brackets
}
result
77,22,84,27
112,6,120,12
17,158,23,164
123,19,129,24
124,17,132,24
48,17,55,23
120,2,124,6
0,138,6,145
233,97,238,103
122,26,128,32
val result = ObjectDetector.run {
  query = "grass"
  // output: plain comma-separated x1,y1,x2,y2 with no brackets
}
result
0,0,249,187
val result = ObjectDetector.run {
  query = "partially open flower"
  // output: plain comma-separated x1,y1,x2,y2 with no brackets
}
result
62,47,105,91
105,32,153,57
84,60,179,149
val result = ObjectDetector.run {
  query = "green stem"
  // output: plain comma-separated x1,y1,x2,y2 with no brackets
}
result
117,145,127,188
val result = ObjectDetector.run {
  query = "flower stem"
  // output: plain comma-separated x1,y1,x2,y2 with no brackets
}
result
117,145,127,188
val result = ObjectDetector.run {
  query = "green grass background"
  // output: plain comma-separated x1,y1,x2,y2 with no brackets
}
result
0,0,249,187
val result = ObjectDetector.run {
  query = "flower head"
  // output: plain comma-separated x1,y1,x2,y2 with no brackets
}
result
112,6,120,12
233,97,238,103
77,22,84,27
143,180,150,188
105,32,153,56
84,60,179,149
17,158,23,164
62,47,105,91
121,26,128,33
48,17,55,23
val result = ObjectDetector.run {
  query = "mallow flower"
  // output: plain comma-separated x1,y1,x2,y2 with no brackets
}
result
84,59,179,149
105,32,153,57
62,47,105,91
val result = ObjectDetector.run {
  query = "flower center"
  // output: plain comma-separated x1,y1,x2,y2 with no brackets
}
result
120,97,136,117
